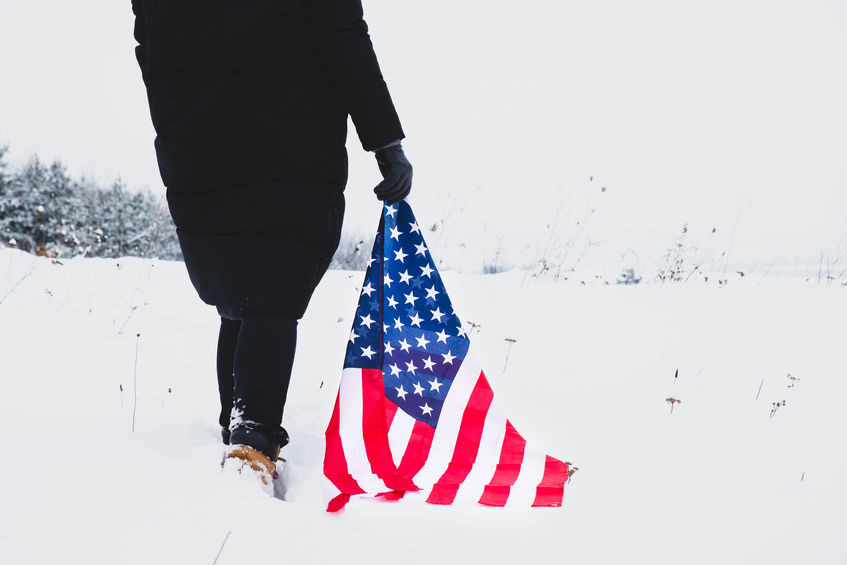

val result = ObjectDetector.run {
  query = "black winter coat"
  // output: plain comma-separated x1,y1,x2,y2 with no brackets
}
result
132,0,404,318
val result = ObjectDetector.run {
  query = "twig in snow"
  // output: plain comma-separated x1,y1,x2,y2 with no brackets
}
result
503,337,517,373
0,263,38,307
160,387,172,409
754,378,764,408
132,333,140,433
770,400,786,419
665,397,681,415
118,305,138,335
212,530,232,565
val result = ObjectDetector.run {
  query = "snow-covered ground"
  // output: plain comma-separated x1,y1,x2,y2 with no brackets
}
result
1,246,845,564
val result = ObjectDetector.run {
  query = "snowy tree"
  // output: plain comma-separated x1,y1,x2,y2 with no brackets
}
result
0,149,182,260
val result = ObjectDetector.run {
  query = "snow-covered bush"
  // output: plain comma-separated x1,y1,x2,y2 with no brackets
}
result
0,148,181,260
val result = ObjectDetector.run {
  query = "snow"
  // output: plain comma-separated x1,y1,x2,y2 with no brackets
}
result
1,246,845,564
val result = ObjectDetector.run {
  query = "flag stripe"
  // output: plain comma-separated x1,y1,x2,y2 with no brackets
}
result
360,368,393,475
338,368,389,493
396,419,435,482
532,456,568,507
426,372,494,504
452,405,507,505
504,447,547,507
360,368,416,491
387,405,416,468
410,355,483,491
384,396,399,430
478,420,527,506
323,393,365,497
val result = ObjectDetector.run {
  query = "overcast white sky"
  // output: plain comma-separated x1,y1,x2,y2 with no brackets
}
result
2,0,846,273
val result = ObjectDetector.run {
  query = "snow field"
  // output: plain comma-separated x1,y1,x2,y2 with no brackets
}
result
1,247,845,564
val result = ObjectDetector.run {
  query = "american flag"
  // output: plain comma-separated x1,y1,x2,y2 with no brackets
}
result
323,200,569,511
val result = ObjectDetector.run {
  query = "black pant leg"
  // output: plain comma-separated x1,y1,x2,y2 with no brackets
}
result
230,312,297,458
216,317,241,434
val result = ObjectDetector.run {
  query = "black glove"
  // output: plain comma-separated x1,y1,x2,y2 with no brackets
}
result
373,144,413,204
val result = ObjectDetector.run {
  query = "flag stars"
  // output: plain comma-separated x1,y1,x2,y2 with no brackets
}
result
409,221,421,234
425,285,439,300
409,312,423,327
430,308,445,323
360,346,376,360
385,204,397,218
404,291,419,306
384,341,395,356
420,264,434,278
398,270,413,284
435,329,449,344
420,403,433,416
384,273,394,287
442,350,456,364
413,382,425,396
389,363,402,377
387,295,398,309
367,257,376,268
415,335,430,350
389,226,402,241
359,314,375,329
394,248,408,263
429,378,442,393
399,338,412,352
422,357,436,371
395,385,408,400
349,330,359,344
361,282,376,297
393,318,405,331
405,360,418,374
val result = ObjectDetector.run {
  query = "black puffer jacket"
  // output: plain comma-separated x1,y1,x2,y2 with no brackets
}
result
132,0,404,318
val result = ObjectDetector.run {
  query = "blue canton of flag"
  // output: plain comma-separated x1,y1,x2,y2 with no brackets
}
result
344,202,470,427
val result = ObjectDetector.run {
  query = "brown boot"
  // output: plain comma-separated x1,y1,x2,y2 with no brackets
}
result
223,444,278,486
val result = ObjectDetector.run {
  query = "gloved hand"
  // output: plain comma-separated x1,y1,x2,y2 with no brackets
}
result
373,144,412,204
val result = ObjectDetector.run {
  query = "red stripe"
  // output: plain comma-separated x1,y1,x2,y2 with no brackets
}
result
384,397,399,430
375,490,406,502
327,493,351,513
426,371,494,505
532,456,568,507
361,368,418,492
478,420,527,506
396,419,435,482
323,392,365,497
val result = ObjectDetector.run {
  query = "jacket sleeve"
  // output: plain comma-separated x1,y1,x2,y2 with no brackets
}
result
131,0,149,86
306,0,405,151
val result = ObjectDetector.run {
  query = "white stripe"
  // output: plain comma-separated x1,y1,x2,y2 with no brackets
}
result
411,349,483,493
452,404,507,505
338,367,387,493
504,446,546,507
387,407,416,467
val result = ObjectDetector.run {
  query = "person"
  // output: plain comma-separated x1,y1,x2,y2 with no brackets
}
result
131,0,412,487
